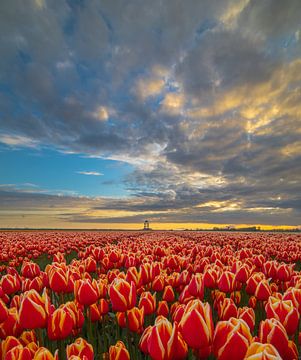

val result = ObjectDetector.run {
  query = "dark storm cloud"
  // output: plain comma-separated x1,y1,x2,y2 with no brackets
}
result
238,0,301,39
0,0,300,226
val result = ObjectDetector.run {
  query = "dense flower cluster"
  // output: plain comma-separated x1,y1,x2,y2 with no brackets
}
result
0,230,301,359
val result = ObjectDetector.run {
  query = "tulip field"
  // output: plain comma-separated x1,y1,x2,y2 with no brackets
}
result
1,231,301,360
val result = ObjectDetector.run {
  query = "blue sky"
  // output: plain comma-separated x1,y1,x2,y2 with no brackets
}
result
0,0,300,229
0,146,132,197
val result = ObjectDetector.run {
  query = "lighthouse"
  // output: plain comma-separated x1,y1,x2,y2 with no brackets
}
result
143,220,150,230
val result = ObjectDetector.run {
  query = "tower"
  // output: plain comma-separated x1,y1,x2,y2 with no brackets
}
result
143,220,150,230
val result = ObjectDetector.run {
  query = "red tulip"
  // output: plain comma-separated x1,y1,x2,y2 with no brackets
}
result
157,301,169,317
19,289,51,329
66,338,94,360
255,279,272,301
277,263,293,282
213,317,252,360
179,299,213,357
152,276,165,292
109,341,130,360
259,318,298,360
0,307,22,339
19,330,37,346
74,279,100,306
1,275,21,295
218,271,236,293
246,273,265,295
21,262,41,279
217,298,237,321
1,336,22,359
117,307,144,333
109,279,136,312
140,316,187,360
204,268,218,288
265,296,299,335
61,301,85,330
139,292,156,315
162,286,175,303
48,266,73,294
5,345,31,360
47,308,74,340
88,303,101,322
187,274,204,298
33,347,58,360
99,299,109,315
237,307,255,332
244,342,281,359
0,298,8,323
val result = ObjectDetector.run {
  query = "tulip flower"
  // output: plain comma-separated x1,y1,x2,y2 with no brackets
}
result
47,308,74,340
213,317,252,360
139,316,188,360
88,303,101,322
283,287,301,312
218,271,236,293
19,289,50,329
179,299,213,357
19,330,37,346
1,275,21,295
0,298,8,323
74,279,100,306
61,302,85,330
99,298,109,315
66,338,94,360
187,274,204,298
0,307,22,339
139,292,156,315
157,301,169,317
48,266,73,294
235,264,251,283
255,279,272,301
109,341,130,360
162,285,175,303
277,263,293,282
246,273,265,295
33,347,59,360
1,336,22,359
217,298,238,321
109,278,136,312
21,262,41,279
178,286,195,304
117,307,144,333
244,342,281,359
265,296,299,335
259,318,298,360
230,291,241,305
237,307,255,332
85,257,97,273
5,345,32,360
152,276,165,292
204,268,218,288
26,342,39,357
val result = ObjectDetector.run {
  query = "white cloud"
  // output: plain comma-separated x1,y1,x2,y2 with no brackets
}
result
77,171,103,176
92,106,109,121
0,134,39,148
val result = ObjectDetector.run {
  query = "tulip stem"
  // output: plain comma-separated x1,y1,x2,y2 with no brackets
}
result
188,348,196,359
36,328,43,347
58,339,66,360
125,311,132,357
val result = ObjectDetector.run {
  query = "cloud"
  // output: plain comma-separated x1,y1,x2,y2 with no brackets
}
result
77,171,103,176
135,77,165,100
0,134,39,148
0,0,300,227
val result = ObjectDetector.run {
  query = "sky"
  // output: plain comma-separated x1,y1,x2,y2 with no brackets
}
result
0,0,300,230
